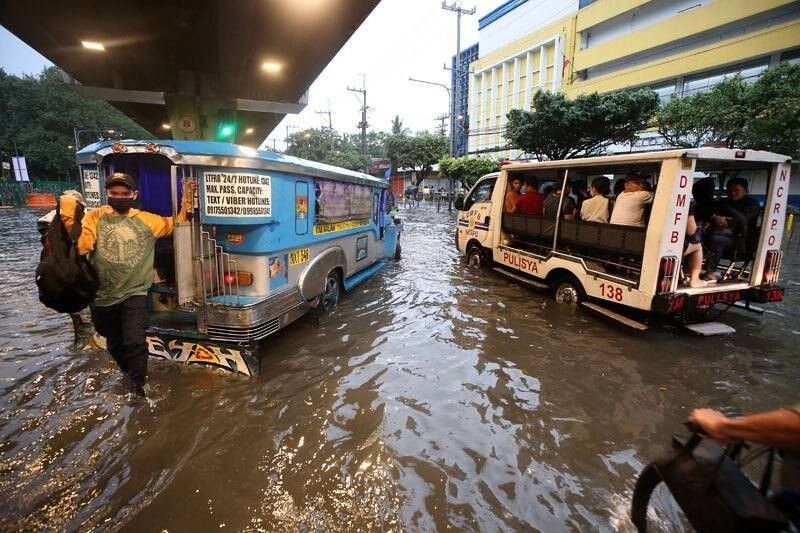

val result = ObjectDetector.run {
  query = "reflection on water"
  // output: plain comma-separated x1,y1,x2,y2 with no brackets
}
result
1,206,798,531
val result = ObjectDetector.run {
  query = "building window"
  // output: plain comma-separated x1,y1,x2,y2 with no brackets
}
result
649,82,677,103
682,60,769,96
780,48,800,65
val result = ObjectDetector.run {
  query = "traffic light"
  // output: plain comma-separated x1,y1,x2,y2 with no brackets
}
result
216,109,237,141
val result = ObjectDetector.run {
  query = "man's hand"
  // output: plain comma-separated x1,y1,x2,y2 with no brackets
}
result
182,178,196,202
690,408,732,442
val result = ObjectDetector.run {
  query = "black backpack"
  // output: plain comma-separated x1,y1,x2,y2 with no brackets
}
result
36,201,99,313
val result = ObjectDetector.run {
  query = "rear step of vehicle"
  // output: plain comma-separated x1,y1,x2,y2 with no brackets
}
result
492,266,549,289
581,302,649,331
684,322,736,336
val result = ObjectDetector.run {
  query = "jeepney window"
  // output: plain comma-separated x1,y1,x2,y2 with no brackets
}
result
464,178,496,209
372,191,380,224
315,179,372,224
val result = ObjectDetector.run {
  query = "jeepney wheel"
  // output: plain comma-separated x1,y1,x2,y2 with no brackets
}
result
321,271,342,312
553,276,585,305
466,245,487,270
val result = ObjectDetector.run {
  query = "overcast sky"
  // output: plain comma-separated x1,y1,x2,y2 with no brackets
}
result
0,0,498,150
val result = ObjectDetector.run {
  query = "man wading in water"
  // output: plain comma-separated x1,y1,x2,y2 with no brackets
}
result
60,172,194,397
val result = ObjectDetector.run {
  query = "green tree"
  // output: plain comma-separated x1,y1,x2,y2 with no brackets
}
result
656,76,749,148
344,131,388,159
386,132,448,183
438,156,500,188
740,62,800,158
285,127,368,171
0,67,150,181
656,62,800,158
390,115,409,135
505,88,659,161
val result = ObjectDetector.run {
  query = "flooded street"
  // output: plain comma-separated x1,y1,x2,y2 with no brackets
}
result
1,205,799,531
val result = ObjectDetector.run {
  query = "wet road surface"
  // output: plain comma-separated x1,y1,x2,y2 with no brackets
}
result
1,206,799,531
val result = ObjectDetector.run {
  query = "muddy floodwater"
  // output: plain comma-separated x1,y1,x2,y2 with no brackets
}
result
1,206,799,531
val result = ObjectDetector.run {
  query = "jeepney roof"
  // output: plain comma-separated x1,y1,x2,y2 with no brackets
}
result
76,140,388,188
502,148,792,172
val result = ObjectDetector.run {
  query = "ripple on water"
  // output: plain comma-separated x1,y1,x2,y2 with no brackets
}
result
0,206,798,530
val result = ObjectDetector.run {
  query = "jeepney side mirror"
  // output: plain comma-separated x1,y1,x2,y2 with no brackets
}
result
454,195,465,210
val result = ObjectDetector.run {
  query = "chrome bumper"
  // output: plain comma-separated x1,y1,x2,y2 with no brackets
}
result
205,288,310,343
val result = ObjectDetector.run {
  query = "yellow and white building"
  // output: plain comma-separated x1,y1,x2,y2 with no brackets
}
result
467,0,800,158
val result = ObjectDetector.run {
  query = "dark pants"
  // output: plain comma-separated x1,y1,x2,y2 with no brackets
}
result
91,295,148,387
705,232,734,273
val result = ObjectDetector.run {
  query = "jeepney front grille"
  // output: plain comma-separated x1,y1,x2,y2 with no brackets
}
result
206,316,282,343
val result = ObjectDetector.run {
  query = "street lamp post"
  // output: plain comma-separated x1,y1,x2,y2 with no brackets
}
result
408,77,453,156
409,77,458,211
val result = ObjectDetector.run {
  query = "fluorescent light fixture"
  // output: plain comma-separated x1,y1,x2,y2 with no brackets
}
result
161,123,171,130
81,40,105,51
245,127,255,135
261,61,283,73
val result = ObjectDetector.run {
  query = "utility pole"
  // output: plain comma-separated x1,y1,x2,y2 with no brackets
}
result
442,1,475,210
316,109,334,151
434,113,449,137
347,76,368,173
442,1,475,158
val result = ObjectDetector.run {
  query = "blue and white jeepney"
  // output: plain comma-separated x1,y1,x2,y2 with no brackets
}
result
76,140,401,376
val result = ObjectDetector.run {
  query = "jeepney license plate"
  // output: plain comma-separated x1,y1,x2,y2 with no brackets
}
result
289,248,310,265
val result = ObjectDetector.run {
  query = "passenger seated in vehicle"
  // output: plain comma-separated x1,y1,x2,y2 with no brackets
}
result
691,177,716,230
703,177,760,280
515,178,545,215
543,184,577,219
609,173,653,227
579,176,611,223
504,177,522,212
570,180,589,211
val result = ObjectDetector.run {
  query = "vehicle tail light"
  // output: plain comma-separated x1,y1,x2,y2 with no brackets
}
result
224,270,253,286
762,250,782,286
667,293,687,314
657,256,679,294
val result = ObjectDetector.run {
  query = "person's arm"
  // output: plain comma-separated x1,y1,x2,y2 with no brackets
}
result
59,195,100,255
145,180,195,238
690,407,800,453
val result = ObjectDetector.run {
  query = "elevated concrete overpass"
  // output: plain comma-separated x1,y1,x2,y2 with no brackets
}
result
0,0,380,144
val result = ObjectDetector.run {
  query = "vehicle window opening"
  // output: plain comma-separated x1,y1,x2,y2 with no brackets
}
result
463,177,496,210
691,162,772,284
502,163,661,285
315,179,372,225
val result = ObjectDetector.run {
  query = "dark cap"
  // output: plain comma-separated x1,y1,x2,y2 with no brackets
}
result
105,172,137,190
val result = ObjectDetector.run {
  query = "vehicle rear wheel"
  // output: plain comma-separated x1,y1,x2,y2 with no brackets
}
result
321,271,341,312
466,245,487,270
553,276,585,305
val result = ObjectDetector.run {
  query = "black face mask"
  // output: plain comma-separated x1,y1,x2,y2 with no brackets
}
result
108,197,137,213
